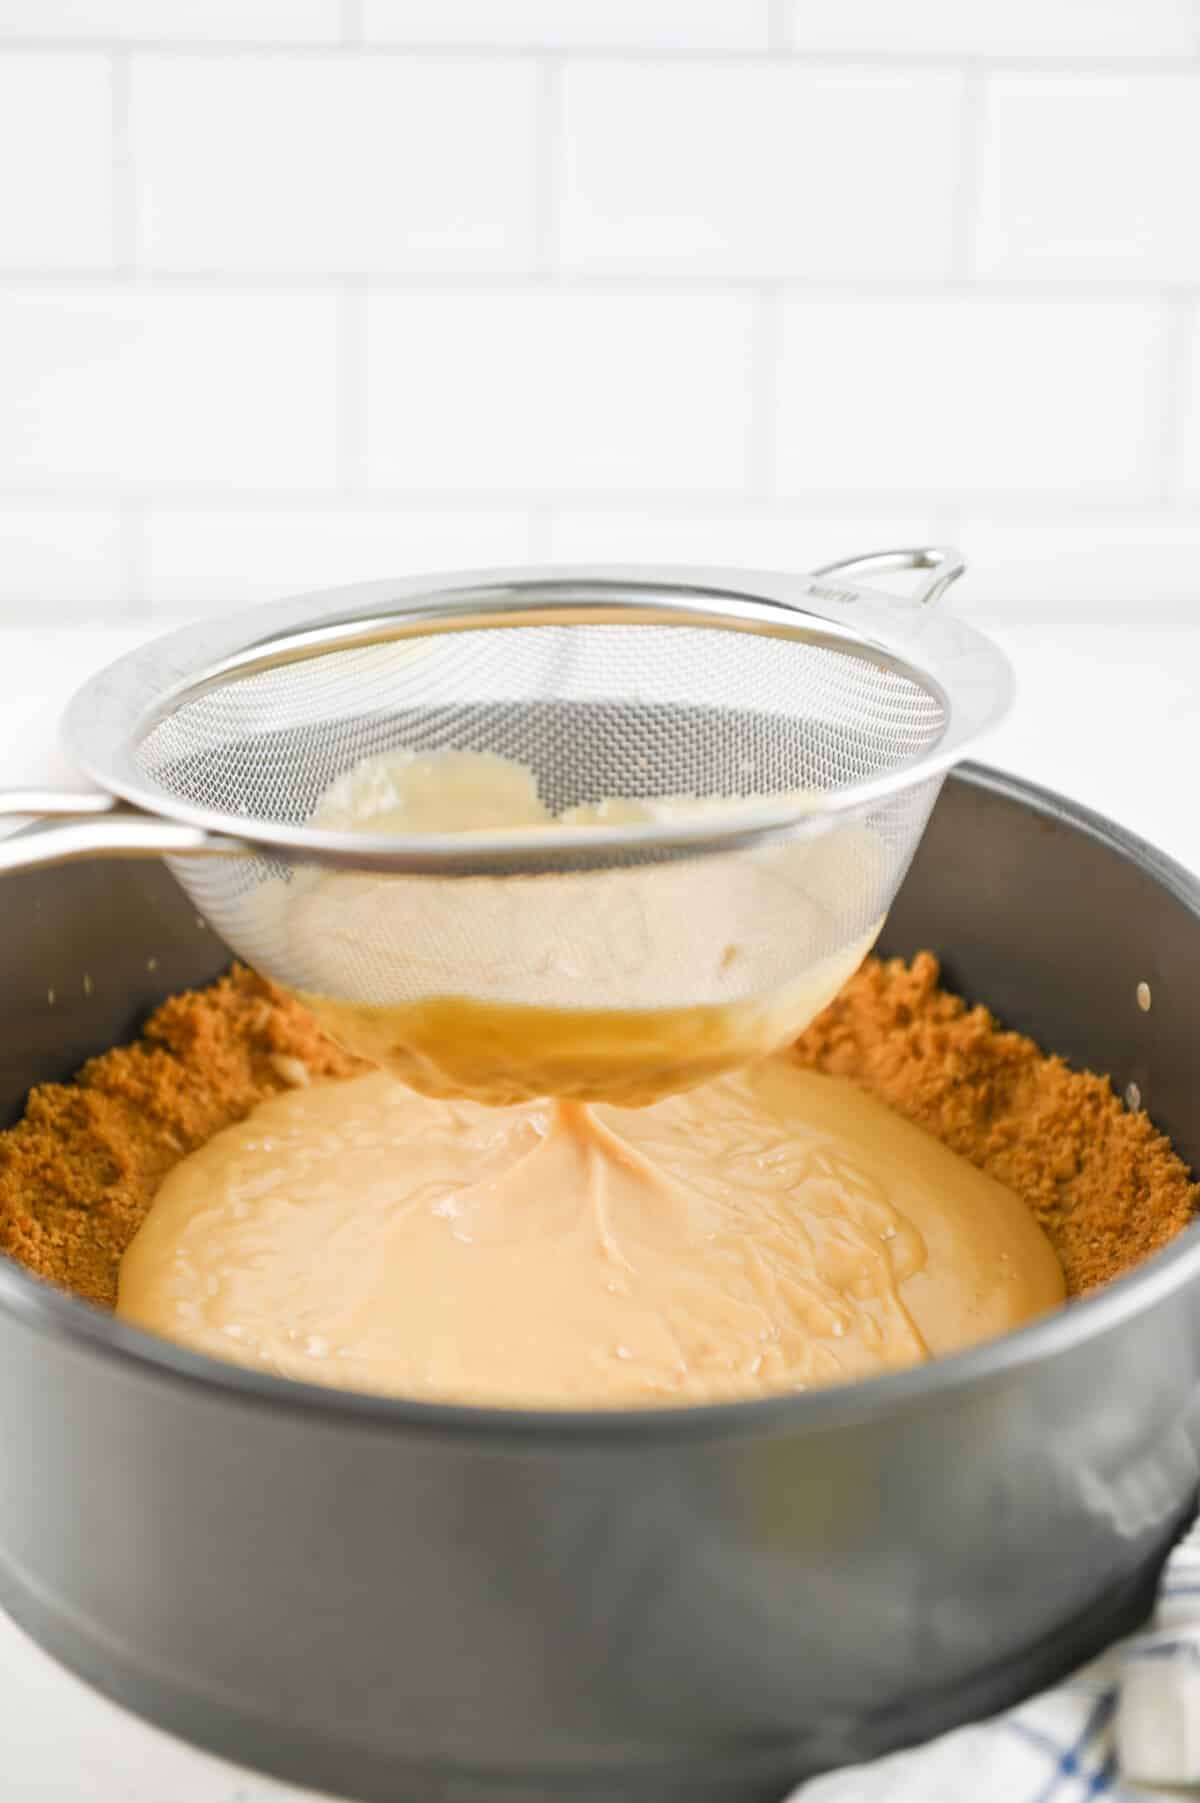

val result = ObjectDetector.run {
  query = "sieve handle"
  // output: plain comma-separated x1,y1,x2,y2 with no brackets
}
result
0,789,244,872
808,545,966,608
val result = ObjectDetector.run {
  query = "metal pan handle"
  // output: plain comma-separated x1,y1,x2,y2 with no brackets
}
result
0,790,242,873
808,545,966,609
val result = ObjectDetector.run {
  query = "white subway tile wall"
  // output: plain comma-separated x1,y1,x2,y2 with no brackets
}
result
771,297,1168,498
0,52,114,269
1176,308,1200,496
0,1,1198,619
0,501,124,607
141,504,534,609
362,290,756,494
559,66,964,278
131,55,539,272
787,0,1200,58
0,288,342,489
543,508,947,570
360,3,774,51
974,75,1200,281
0,2,344,42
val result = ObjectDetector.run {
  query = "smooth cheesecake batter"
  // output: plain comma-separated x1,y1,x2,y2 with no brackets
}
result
117,1059,1064,1407
246,749,888,1106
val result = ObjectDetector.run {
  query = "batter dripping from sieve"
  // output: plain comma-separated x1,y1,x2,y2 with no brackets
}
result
117,750,1065,1405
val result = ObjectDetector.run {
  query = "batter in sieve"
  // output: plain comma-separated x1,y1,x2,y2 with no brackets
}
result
248,749,889,1105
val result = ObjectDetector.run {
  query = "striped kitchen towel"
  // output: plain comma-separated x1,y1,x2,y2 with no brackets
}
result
789,1516,1200,1801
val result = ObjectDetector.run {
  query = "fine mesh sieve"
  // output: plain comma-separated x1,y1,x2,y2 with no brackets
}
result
0,552,1012,1103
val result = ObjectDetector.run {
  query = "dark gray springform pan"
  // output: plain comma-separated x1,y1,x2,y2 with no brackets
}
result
0,762,1197,1802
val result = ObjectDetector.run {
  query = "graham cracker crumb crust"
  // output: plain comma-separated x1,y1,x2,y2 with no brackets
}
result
0,953,1194,1311
792,953,1197,1295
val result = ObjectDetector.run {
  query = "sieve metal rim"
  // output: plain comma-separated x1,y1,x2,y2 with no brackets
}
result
55,560,1012,875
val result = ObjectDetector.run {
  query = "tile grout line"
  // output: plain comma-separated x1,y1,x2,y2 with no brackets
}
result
337,286,366,495
749,292,779,501
2,39,1200,70
109,44,135,276
119,499,148,615
1156,298,1195,502
1,269,1197,301
339,0,364,47
766,0,794,54
949,67,987,279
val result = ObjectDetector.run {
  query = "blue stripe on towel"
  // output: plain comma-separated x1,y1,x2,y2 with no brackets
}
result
1030,1693,1117,1803
1124,1637,1200,1666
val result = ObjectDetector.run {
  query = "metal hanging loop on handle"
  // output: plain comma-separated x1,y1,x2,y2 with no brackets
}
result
809,546,966,610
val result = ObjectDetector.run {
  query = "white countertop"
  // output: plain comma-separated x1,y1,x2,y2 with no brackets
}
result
0,616,1197,1801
